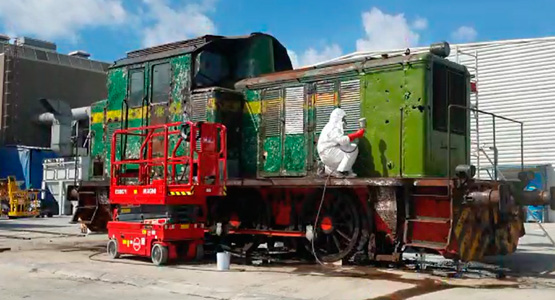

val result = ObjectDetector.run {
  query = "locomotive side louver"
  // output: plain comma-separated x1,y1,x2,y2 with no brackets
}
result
285,86,304,135
339,79,361,132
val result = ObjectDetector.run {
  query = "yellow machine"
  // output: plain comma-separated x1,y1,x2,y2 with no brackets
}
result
0,177,40,218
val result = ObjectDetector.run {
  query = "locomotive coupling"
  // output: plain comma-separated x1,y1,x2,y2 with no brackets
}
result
465,190,500,205
465,187,555,209
517,189,553,208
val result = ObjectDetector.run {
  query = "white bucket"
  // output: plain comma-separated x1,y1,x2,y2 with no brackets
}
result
216,251,231,271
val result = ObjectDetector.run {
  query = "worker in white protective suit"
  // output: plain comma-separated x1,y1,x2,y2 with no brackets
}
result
317,108,365,178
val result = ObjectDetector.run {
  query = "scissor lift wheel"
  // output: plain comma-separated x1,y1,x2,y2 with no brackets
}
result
151,243,169,266
107,239,120,259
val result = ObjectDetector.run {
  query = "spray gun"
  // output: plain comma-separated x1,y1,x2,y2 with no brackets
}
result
358,117,367,129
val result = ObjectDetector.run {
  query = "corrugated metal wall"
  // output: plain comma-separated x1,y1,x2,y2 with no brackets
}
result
448,38,555,180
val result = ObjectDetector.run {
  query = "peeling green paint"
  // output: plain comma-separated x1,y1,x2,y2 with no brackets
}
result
262,136,282,174
107,69,127,111
90,100,107,158
241,90,261,177
283,134,306,175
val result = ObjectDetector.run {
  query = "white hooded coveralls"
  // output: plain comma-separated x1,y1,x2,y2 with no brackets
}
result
317,108,359,173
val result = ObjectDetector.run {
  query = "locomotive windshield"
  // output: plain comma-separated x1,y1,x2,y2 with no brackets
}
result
432,63,467,135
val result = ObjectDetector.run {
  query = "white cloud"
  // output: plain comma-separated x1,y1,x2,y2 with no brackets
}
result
451,26,477,42
0,0,127,42
141,0,217,47
356,7,425,51
301,44,343,66
288,44,343,68
287,50,300,68
412,17,428,30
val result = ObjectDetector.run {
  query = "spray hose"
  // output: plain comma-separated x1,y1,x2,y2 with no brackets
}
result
311,173,332,266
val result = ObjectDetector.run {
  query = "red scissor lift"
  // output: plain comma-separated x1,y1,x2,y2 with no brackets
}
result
106,121,227,265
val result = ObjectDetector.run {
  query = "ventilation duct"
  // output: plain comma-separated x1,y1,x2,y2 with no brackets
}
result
38,98,73,156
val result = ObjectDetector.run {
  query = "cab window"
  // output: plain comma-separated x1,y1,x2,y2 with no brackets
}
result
433,63,467,134
151,63,171,104
128,69,144,107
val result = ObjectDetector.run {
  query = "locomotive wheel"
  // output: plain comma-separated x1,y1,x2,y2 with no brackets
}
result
151,243,169,266
107,239,120,259
303,190,361,262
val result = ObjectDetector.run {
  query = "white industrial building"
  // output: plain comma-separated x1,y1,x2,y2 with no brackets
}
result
321,37,555,222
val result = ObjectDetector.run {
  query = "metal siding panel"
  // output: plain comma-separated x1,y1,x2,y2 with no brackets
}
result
340,79,361,132
450,39,555,178
285,86,304,134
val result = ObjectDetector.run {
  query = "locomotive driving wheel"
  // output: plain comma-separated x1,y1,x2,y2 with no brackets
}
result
302,190,360,262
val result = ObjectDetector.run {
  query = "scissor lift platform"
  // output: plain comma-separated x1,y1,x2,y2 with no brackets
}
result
106,121,227,265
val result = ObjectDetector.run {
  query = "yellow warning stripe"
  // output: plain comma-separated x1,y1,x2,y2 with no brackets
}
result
91,106,151,124
169,191,194,196
454,208,470,238
91,112,104,123
244,101,261,114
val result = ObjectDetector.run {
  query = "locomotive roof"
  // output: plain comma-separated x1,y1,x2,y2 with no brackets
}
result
111,33,288,68
235,52,465,90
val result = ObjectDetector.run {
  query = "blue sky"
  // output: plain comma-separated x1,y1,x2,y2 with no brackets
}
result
0,0,553,67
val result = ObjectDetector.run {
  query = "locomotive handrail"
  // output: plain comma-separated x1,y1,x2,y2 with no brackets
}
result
447,104,523,182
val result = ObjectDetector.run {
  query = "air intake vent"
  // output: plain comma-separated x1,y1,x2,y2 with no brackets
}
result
190,92,209,122
339,79,361,132
262,89,282,137
315,81,336,133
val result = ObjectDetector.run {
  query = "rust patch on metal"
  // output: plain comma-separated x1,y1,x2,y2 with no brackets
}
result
374,187,398,235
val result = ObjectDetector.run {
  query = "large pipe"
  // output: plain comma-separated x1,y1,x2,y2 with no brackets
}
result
36,106,90,124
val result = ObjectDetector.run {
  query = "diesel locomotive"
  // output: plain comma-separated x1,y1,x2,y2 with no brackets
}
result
71,33,554,264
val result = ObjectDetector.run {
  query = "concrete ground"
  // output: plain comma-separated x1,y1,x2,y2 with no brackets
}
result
0,216,554,299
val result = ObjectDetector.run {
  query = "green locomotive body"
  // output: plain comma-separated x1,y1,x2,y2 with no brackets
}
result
237,52,469,179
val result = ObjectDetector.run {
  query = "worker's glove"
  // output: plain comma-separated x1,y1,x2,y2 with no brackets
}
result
347,128,365,142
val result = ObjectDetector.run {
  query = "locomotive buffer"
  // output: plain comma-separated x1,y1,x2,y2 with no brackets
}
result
106,121,227,265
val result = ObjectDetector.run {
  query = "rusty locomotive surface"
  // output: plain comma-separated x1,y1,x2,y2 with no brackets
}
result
71,33,555,263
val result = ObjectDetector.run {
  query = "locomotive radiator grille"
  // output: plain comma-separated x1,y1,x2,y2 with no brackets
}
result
191,92,209,122
315,82,336,133
284,86,304,135
339,79,361,132
263,89,282,137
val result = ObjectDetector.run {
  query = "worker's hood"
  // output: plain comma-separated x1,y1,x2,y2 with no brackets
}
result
320,108,346,144
327,108,346,132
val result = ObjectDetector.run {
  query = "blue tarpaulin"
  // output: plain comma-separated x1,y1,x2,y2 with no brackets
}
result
0,146,57,189
525,172,545,222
